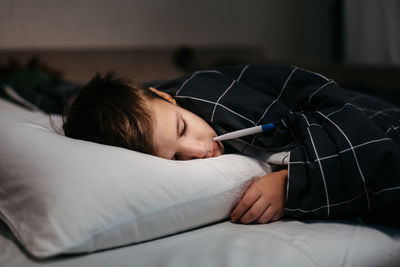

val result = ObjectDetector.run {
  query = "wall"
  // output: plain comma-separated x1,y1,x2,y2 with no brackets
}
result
0,0,334,63
344,0,400,65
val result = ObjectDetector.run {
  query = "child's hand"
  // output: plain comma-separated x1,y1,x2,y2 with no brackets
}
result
230,169,288,224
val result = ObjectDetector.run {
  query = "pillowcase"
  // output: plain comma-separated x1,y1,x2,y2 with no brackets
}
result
0,98,271,258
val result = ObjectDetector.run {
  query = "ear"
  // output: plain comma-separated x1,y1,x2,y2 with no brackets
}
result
148,87,177,105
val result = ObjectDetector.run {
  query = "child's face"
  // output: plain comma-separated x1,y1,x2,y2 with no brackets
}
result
150,98,224,160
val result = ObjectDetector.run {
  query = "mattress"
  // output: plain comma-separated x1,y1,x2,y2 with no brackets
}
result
1,219,400,267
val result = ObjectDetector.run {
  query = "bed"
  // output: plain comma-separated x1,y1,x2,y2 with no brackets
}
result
1,97,400,267
1,218,400,267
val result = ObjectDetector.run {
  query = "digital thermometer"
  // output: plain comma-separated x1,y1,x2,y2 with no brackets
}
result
213,123,275,141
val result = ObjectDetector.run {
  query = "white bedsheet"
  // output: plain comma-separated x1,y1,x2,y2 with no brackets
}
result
1,219,400,267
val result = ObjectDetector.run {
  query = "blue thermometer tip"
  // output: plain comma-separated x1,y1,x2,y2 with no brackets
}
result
261,123,275,132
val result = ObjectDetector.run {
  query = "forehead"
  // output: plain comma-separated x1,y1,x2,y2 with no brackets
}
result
150,99,178,158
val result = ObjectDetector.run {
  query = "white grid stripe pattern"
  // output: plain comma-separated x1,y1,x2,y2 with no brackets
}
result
237,65,249,81
255,67,298,126
286,185,400,213
327,102,363,117
210,65,249,122
176,95,256,125
249,67,298,145
316,111,372,212
308,80,335,106
175,70,221,97
369,108,400,119
299,66,330,81
211,80,236,122
386,126,400,134
162,64,400,222
290,138,392,165
301,114,331,217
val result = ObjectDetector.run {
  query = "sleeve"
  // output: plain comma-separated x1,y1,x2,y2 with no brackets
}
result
219,65,400,225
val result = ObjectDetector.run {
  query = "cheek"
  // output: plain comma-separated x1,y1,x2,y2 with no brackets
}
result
185,112,215,137
201,121,216,136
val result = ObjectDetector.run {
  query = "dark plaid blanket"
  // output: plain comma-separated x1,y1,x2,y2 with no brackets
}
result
156,64,400,226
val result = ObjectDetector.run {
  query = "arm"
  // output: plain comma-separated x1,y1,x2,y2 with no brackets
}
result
231,169,288,224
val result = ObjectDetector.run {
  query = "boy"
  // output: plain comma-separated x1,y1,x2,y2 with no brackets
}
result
63,64,400,226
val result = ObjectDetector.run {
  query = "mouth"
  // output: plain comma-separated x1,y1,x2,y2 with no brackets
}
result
212,140,223,157
212,141,217,157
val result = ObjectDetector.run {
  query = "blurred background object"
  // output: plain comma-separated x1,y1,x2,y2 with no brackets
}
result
0,0,399,103
344,0,400,65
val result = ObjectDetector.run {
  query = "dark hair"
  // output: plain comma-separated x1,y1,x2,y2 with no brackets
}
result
62,73,162,154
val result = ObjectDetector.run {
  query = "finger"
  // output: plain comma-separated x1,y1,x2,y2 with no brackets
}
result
240,197,270,224
256,206,276,224
270,210,284,222
231,189,261,221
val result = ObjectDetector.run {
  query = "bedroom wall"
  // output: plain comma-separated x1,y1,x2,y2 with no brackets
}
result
0,0,334,63
344,0,400,65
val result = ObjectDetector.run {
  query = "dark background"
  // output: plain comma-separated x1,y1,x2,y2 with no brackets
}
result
1,0,399,103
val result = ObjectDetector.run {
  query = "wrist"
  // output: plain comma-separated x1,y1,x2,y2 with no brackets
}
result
276,169,288,188
278,169,288,178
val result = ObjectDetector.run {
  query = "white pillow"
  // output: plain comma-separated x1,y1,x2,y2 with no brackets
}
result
0,98,271,258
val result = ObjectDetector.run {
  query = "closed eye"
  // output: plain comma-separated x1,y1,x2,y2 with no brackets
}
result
180,118,187,137
172,119,187,160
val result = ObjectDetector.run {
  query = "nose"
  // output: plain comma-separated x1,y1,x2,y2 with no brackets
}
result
177,140,209,160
